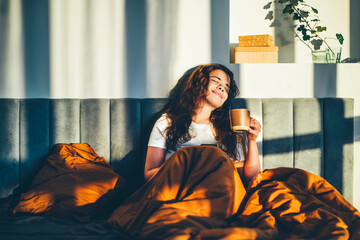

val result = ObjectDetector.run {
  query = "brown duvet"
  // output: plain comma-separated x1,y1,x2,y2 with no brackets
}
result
13,143,124,221
108,146,360,240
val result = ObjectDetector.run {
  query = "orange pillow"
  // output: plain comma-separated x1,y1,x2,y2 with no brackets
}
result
12,143,125,221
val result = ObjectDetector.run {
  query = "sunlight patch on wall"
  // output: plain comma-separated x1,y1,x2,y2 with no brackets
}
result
239,64,314,98
171,0,212,89
352,141,360,209
50,0,126,98
342,142,354,205
336,64,360,118
0,0,25,98
229,0,274,43
146,0,179,98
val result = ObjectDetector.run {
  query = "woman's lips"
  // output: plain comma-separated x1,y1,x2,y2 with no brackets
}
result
212,90,223,98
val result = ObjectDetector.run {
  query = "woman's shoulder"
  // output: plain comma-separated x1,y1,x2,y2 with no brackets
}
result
157,113,170,122
154,113,171,128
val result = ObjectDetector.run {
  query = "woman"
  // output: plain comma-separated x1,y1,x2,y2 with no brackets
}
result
108,64,262,238
144,63,261,184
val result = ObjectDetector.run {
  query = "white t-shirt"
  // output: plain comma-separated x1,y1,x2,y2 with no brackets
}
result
148,114,245,161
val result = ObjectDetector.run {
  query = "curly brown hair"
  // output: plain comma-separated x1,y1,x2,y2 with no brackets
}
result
161,64,242,159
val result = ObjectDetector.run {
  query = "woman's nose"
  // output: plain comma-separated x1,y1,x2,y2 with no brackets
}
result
217,84,225,92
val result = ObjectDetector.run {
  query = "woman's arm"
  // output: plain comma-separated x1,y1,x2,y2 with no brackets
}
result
243,139,260,183
144,146,166,181
243,117,261,184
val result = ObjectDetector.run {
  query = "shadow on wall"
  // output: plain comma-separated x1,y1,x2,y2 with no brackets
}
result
350,0,360,59
125,0,147,97
355,117,360,141
21,0,50,98
211,0,231,64
313,64,337,98
211,0,240,88
0,0,10,96
272,0,295,63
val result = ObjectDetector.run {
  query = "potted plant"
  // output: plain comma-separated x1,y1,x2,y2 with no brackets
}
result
263,0,344,63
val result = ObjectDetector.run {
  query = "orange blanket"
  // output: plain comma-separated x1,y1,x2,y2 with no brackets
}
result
13,143,125,221
108,146,360,240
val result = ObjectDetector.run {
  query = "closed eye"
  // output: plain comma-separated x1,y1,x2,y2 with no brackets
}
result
210,77,230,93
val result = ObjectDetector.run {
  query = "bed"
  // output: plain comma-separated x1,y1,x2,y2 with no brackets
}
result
0,98,358,239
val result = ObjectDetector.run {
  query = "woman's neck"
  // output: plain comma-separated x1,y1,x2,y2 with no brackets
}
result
192,104,214,124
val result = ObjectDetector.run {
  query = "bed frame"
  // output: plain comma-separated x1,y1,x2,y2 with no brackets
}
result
0,98,354,202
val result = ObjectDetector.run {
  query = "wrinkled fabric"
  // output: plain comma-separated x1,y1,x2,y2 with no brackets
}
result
108,146,360,240
108,146,246,239
232,167,360,240
13,143,125,221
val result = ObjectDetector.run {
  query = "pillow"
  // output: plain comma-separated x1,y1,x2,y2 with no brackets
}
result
12,143,126,221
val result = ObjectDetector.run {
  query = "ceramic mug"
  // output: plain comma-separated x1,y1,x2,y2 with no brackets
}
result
229,109,250,132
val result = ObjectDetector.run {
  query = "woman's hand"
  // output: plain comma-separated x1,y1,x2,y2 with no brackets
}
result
247,117,261,142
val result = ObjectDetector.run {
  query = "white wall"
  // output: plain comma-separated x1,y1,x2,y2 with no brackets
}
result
49,0,212,98
229,0,274,43
0,0,359,209
0,0,25,98
146,0,212,97
50,0,127,98
230,0,351,63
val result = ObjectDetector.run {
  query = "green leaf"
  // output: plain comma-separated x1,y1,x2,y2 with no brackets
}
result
311,19,320,22
297,25,305,32
336,33,344,45
278,0,289,3
315,26,327,32
264,2,272,10
311,7,318,14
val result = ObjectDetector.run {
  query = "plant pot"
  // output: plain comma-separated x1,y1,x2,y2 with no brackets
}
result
326,46,342,63
312,46,342,64
312,50,327,63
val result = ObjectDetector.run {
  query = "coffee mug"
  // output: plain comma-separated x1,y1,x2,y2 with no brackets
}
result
229,109,250,132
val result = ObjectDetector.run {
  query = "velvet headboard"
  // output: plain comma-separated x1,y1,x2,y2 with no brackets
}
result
0,98,354,202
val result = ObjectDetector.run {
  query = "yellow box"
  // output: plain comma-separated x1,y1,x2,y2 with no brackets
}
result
234,46,278,63
238,34,273,41
238,34,274,47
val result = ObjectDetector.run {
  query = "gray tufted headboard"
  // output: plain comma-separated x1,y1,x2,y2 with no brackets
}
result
0,98,354,202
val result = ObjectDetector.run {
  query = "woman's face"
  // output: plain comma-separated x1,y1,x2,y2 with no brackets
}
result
203,69,230,109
